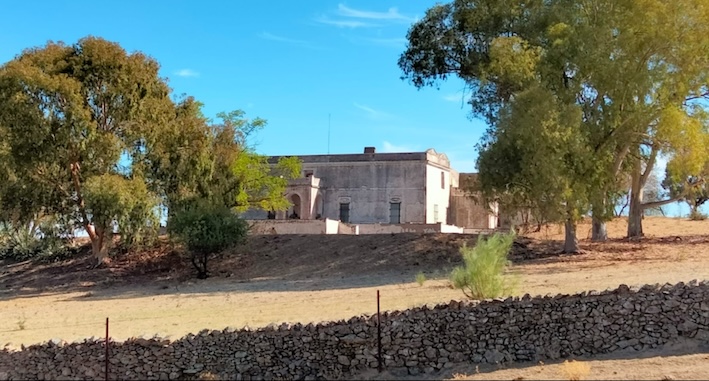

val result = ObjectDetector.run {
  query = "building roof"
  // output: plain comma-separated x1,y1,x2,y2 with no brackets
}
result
267,152,427,164
267,147,451,168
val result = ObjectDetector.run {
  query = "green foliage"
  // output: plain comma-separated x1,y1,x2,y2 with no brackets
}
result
144,98,301,221
399,0,709,240
83,174,160,251
415,271,427,286
232,154,301,213
0,219,72,262
0,36,173,262
169,200,248,279
662,164,709,218
450,232,517,300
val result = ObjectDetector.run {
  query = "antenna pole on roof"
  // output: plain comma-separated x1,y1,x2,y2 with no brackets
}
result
327,113,331,154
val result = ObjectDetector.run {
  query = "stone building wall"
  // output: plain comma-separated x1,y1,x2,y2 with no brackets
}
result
2,281,709,380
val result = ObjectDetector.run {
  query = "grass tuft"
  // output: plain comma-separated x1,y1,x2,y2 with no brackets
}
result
415,271,427,286
560,360,591,381
450,231,518,299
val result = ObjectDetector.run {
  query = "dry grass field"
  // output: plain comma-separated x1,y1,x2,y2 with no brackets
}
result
2,216,709,379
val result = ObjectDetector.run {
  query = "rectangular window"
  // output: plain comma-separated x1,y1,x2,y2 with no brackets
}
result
433,204,439,223
304,170,314,177
441,172,446,189
389,202,401,224
339,203,350,223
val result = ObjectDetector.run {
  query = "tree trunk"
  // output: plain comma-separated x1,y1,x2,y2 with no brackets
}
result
591,199,608,242
563,218,580,253
627,152,647,239
627,184,644,238
191,253,209,279
591,216,608,242
86,224,109,266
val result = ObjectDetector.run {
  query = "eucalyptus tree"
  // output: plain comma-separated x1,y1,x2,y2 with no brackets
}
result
399,0,709,245
0,37,173,264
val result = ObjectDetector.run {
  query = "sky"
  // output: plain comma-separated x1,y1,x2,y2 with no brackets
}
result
0,0,482,173
0,0,696,217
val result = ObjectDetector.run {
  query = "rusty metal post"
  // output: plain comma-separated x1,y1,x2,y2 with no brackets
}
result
105,317,109,381
377,290,382,373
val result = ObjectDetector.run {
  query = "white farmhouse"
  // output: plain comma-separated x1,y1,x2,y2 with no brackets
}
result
242,147,498,231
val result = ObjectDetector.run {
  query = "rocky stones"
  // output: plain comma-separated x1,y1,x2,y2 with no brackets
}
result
337,356,350,366
616,339,639,349
1,282,708,380
678,320,699,333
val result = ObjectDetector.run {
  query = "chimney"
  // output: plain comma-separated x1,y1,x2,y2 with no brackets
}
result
364,146,376,154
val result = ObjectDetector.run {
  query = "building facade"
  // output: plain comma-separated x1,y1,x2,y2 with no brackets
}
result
242,147,497,229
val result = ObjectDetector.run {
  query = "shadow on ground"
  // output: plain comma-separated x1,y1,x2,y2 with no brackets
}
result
354,339,709,380
2,232,704,301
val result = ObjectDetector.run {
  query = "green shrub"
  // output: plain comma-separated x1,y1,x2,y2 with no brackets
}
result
169,201,248,279
0,221,72,262
415,271,427,286
450,231,517,299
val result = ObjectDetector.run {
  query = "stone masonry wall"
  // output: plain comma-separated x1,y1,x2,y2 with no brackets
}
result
2,281,709,380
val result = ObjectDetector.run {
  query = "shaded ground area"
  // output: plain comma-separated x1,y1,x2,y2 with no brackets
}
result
358,339,709,380
2,216,707,297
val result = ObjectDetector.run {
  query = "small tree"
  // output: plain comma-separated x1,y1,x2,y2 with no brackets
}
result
450,231,516,300
169,201,248,279
663,165,709,220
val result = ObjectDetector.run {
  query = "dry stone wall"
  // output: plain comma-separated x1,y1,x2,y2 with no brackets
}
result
2,281,709,380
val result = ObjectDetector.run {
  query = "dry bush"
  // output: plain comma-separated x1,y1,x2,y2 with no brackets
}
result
197,371,220,380
560,360,591,381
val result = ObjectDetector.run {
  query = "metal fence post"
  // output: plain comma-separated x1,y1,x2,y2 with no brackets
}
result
377,290,382,373
105,317,109,381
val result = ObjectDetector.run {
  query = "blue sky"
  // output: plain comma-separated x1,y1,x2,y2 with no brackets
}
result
1,0,696,217
1,0,483,172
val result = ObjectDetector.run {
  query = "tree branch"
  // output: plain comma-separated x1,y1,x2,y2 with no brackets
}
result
638,144,659,190
70,161,96,240
640,195,683,210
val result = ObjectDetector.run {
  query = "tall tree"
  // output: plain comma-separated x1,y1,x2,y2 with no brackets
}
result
143,102,301,220
0,37,173,265
399,0,709,242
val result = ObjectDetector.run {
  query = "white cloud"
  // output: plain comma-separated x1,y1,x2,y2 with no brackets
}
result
336,4,415,22
382,141,418,153
443,93,461,102
353,102,392,120
315,17,374,28
316,4,416,29
174,69,199,78
259,32,309,45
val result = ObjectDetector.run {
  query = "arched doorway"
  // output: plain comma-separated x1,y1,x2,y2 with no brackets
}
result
288,194,301,219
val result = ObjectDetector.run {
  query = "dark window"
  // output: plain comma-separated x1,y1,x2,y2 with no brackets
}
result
304,170,314,177
441,172,445,189
339,203,350,223
389,202,401,224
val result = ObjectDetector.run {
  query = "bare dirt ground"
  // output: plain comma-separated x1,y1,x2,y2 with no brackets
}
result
2,216,709,379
